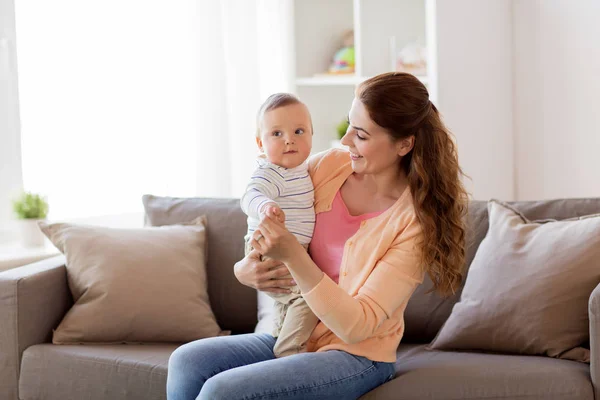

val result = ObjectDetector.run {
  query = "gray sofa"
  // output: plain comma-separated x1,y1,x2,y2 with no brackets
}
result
2,197,600,400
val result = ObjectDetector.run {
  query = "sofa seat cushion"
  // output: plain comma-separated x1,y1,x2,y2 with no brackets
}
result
360,344,593,400
19,343,594,400
19,343,177,400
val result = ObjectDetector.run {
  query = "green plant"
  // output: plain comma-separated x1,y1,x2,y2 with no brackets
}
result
336,118,350,140
12,192,49,219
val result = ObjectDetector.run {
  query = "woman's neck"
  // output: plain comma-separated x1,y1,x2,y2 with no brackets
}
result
340,166,409,216
352,166,408,201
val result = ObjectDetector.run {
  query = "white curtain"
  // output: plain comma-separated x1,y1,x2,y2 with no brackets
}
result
15,0,293,220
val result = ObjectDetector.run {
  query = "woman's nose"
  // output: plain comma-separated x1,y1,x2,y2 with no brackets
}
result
340,133,349,146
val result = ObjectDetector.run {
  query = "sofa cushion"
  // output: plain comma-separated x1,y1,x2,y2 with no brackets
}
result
39,218,224,344
403,198,600,343
142,195,257,334
429,200,600,362
20,344,592,400
360,344,593,400
19,344,176,400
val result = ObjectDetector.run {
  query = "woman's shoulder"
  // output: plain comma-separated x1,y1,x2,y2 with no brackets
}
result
308,148,351,179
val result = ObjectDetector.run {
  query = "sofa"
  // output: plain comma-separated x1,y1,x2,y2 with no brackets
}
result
1,197,600,400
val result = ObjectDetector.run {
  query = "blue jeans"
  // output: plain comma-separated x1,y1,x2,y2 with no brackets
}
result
166,333,395,400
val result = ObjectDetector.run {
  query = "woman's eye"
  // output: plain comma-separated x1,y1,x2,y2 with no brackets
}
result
357,134,366,141
295,129,304,135
272,131,282,137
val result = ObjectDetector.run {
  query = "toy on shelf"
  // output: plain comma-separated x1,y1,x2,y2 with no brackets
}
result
395,42,427,76
323,30,355,75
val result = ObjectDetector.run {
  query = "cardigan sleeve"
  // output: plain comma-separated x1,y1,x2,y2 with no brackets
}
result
302,216,424,344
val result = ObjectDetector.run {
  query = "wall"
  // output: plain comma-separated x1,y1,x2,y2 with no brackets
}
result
434,0,600,201
435,0,515,201
513,0,600,200
0,0,23,241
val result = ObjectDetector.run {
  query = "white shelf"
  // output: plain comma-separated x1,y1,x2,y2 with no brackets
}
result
296,75,364,86
296,74,428,87
291,0,434,153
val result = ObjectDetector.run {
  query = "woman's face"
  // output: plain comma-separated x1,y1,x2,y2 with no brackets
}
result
341,98,409,176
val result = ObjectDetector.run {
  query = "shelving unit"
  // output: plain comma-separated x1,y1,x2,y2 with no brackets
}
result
296,75,428,87
291,0,436,153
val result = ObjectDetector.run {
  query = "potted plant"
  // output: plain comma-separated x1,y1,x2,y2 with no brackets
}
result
12,192,49,247
330,118,349,149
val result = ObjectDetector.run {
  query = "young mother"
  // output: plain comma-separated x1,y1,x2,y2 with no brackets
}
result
167,72,468,400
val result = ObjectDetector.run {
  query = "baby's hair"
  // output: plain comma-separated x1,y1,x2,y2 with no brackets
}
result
256,93,304,137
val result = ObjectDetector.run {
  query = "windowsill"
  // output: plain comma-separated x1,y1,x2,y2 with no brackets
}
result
0,211,145,272
0,240,60,272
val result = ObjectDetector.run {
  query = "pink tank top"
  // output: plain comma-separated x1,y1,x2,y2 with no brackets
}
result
309,190,385,283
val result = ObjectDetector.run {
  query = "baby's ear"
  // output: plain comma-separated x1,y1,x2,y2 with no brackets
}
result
255,136,263,152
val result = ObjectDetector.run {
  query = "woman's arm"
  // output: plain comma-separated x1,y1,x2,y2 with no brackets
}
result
271,243,324,294
254,210,423,344
233,249,296,294
298,241,422,344
249,209,324,293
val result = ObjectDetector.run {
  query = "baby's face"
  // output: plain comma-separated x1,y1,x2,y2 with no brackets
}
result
257,103,313,169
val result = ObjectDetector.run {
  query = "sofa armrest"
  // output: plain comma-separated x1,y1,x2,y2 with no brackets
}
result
589,282,600,400
0,255,71,400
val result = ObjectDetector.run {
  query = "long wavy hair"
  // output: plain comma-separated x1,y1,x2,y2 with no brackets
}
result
357,72,468,297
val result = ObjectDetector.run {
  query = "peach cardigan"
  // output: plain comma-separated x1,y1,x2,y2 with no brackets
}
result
303,148,424,362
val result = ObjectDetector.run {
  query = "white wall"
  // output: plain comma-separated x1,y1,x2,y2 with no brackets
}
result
0,0,23,241
513,0,600,200
434,0,600,201
435,0,515,201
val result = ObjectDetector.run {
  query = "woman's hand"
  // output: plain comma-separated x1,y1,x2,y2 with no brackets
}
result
233,248,295,294
250,208,304,262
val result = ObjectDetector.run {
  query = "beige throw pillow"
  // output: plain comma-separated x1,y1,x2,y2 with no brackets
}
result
429,200,600,362
39,217,225,344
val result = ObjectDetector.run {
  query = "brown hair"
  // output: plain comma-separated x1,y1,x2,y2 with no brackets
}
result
357,72,469,297
256,93,305,137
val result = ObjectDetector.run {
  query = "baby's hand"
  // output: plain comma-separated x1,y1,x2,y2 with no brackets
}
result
269,205,286,224
261,203,285,223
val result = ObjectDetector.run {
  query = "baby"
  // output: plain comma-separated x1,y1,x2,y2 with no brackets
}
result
240,93,318,358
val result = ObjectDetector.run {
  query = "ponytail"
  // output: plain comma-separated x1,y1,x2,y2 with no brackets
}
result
358,73,468,296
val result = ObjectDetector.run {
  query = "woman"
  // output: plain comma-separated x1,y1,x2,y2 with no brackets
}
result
167,72,468,400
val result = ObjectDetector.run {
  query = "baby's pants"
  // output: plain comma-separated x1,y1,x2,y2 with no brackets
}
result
245,241,319,358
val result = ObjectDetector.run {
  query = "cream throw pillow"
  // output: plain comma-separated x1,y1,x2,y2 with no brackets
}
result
39,217,225,344
429,200,600,362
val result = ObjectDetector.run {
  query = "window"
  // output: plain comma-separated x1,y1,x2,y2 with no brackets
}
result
14,1,292,220
15,2,203,219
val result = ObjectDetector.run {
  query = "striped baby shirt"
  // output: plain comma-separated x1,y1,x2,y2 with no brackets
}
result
240,157,315,246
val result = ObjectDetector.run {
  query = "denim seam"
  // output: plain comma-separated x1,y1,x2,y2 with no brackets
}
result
244,362,378,399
